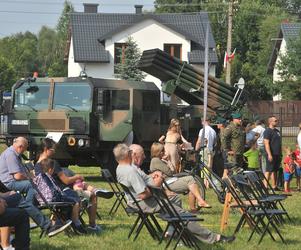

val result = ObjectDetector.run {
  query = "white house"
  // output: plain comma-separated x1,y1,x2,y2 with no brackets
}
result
268,22,301,100
67,3,218,101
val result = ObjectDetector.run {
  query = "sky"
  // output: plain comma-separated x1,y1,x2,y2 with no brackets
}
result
0,0,155,37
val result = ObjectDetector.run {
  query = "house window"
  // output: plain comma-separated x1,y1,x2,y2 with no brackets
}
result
114,43,127,73
164,44,182,60
114,43,127,64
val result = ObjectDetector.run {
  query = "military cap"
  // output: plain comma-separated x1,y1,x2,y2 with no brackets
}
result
231,113,242,119
216,117,227,124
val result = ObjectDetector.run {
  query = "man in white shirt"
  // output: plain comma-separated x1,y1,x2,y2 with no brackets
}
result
252,120,266,172
195,119,217,169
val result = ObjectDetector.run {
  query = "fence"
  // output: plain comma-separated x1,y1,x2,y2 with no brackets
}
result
247,101,301,146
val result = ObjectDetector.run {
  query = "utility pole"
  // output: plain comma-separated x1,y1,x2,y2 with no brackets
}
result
226,0,233,85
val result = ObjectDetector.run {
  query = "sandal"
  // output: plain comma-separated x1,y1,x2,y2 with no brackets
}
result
198,203,212,209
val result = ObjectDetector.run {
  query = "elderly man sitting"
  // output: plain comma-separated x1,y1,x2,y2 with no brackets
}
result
113,143,235,245
0,137,71,237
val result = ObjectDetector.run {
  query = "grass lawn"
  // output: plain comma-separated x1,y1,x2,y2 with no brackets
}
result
27,165,301,250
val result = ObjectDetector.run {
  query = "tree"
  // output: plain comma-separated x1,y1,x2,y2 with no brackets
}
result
155,0,202,13
231,1,289,99
114,37,146,81
0,57,17,90
275,32,301,99
49,0,74,77
37,26,57,76
0,31,38,79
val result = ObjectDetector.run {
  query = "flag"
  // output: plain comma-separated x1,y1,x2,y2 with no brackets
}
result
223,48,236,68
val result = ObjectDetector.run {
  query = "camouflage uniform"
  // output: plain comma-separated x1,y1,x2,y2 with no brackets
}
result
223,122,245,168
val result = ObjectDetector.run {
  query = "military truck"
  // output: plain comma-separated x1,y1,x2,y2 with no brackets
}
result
0,77,161,168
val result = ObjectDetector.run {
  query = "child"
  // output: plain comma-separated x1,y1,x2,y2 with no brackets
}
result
243,140,260,171
283,148,296,193
294,144,301,191
61,168,114,199
33,158,87,234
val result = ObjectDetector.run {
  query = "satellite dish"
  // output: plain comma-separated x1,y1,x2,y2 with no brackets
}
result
235,78,245,89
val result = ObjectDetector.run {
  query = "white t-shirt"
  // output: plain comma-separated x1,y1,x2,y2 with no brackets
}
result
198,125,216,151
252,125,265,147
297,132,301,150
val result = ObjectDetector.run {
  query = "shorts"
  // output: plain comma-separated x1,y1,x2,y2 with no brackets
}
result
283,172,293,182
265,155,281,173
295,166,301,177
62,187,81,203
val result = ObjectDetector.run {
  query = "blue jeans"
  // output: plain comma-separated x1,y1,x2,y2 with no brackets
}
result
6,180,51,230
1,194,30,250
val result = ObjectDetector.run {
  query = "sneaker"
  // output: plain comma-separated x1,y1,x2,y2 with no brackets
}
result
94,189,114,199
87,224,102,233
47,220,72,237
73,224,87,235
218,235,236,243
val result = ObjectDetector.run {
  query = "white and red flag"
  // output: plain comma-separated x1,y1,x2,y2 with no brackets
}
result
223,48,236,68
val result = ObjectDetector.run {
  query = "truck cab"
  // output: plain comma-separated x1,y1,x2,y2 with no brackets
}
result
1,77,161,168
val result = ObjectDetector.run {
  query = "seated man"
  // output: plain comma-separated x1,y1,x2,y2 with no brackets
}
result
0,192,30,250
113,143,235,245
0,137,71,237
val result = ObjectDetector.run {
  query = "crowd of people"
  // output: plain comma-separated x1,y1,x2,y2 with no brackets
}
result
0,137,112,250
0,113,300,249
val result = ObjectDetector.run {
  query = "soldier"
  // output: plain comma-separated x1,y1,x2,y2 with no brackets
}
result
223,113,245,176
213,117,229,178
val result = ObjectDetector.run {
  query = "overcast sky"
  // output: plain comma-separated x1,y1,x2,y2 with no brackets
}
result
0,0,155,37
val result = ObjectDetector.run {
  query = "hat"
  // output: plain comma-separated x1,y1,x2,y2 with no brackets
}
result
231,113,242,119
215,117,227,124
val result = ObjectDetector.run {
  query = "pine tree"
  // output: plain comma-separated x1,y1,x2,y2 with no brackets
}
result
114,37,146,81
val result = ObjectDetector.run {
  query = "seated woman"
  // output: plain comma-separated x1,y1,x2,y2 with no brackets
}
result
150,142,211,213
34,138,101,233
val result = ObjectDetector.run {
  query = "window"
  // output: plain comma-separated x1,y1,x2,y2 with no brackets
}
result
142,92,159,112
53,82,92,111
164,44,182,60
114,43,127,65
111,90,129,110
14,82,50,111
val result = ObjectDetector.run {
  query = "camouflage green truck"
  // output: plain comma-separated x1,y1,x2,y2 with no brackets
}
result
0,77,161,168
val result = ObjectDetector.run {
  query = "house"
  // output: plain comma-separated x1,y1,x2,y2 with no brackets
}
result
268,22,301,100
67,3,218,100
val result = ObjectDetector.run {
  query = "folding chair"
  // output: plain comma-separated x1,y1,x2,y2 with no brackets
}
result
119,183,163,241
22,164,75,237
101,169,129,216
244,171,291,223
222,177,258,235
231,174,286,244
150,180,204,250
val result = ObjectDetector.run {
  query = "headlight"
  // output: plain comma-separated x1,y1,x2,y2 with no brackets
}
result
67,136,76,146
78,139,84,147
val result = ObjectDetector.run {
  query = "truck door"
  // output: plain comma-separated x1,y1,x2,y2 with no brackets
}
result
96,89,132,141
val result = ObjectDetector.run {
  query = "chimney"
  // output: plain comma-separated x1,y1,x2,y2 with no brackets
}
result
83,3,99,13
134,5,143,14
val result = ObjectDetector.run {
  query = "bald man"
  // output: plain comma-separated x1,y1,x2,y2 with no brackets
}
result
0,137,71,237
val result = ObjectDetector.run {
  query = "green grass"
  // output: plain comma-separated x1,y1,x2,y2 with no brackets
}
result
27,165,301,250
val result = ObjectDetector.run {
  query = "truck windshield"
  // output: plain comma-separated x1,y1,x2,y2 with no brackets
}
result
14,82,50,111
53,82,91,111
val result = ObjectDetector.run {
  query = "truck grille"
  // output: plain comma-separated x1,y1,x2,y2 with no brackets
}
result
30,119,65,130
